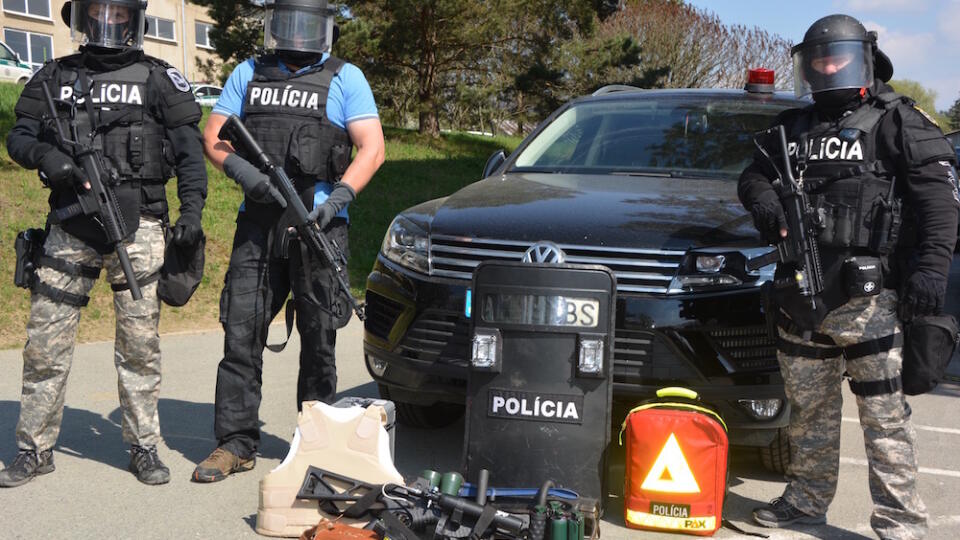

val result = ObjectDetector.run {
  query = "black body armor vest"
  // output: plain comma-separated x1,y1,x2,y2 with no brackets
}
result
45,58,176,247
240,55,353,228
774,93,908,326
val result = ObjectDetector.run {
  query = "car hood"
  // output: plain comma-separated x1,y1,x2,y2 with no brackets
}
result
427,173,760,250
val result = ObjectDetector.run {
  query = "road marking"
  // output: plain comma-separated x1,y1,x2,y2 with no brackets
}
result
843,416,960,436
840,457,960,479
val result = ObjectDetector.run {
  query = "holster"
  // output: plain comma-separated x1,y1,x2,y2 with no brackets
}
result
328,144,352,183
14,228,46,289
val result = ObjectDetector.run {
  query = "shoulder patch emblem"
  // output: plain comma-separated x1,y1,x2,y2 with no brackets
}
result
913,105,940,127
166,67,191,92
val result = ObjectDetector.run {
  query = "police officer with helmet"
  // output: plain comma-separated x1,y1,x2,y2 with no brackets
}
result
0,0,207,487
739,14,958,538
192,0,384,482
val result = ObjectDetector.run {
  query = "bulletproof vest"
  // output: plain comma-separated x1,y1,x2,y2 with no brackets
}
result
57,61,174,182
44,58,175,250
240,55,353,228
775,93,907,323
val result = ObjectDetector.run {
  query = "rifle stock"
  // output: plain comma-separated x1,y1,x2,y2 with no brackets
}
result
219,114,365,321
41,81,142,300
747,125,825,306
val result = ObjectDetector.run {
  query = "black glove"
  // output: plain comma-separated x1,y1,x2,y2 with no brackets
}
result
307,183,356,229
38,150,84,191
899,272,947,322
223,153,287,208
749,189,788,244
172,214,203,247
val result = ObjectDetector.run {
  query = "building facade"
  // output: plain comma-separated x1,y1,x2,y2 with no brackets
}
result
0,0,219,83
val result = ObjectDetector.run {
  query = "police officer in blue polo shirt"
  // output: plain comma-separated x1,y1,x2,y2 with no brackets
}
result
192,0,384,482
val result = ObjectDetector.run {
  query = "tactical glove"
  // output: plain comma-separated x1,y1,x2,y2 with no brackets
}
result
307,183,356,230
172,214,203,247
38,150,84,192
223,153,287,208
899,272,947,322
749,189,788,244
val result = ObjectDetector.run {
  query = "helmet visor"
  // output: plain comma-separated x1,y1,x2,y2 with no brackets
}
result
71,1,145,50
264,7,334,54
792,40,873,97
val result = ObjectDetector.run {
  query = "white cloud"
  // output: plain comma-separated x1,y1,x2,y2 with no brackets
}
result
939,2,960,45
863,21,936,70
839,0,928,11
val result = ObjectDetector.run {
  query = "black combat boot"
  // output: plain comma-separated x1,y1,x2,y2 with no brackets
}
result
753,497,827,528
0,449,55,487
129,445,170,485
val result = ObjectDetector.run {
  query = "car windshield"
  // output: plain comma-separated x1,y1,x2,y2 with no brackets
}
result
511,95,791,179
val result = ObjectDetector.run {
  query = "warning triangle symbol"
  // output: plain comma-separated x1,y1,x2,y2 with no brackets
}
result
641,433,700,494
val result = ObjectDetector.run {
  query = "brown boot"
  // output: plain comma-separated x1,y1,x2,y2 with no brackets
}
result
192,447,255,483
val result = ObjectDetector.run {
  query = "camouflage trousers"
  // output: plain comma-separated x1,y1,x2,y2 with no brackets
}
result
16,217,165,452
779,289,928,540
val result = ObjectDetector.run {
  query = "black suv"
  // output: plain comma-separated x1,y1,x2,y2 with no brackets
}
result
364,85,808,470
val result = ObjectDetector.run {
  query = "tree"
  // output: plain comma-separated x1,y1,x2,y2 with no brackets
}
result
943,95,960,132
191,0,263,84
889,79,951,129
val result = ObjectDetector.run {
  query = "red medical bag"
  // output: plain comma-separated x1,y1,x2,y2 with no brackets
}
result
620,387,728,536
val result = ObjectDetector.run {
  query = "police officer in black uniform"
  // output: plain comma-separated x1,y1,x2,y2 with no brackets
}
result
739,14,958,538
192,0,384,482
0,0,207,487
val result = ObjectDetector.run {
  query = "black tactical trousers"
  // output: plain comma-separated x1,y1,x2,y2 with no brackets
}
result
214,216,349,458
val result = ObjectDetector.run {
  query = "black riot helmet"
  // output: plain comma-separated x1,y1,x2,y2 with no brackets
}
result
264,0,337,55
63,0,147,50
791,14,893,99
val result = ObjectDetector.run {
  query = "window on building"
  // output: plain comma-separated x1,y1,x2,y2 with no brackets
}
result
3,28,52,70
196,21,213,49
145,15,176,42
2,0,51,19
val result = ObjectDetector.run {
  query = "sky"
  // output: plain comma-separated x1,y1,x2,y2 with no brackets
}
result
684,0,960,111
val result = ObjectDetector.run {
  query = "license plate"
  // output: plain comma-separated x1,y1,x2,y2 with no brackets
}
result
479,293,600,327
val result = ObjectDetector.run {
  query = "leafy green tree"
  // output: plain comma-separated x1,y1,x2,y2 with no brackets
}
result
943,95,960,132
889,79,950,128
191,0,263,83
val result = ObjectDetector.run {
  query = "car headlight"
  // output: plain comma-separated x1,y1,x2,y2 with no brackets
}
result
668,248,775,292
382,215,430,274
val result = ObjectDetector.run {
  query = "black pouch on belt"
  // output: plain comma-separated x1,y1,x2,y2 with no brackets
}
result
14,228,46,289
903,315,960,395
843,256,882,298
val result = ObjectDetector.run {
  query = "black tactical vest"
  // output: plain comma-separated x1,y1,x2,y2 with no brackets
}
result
240,55,353,227
774,93,908,323
45,57,176,249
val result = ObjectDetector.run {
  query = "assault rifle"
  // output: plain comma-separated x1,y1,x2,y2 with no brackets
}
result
40,81,142,300
218,114,365,321
746,124,825,308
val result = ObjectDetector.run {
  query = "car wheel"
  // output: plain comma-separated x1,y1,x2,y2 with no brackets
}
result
377,384,464,429
16,77,28,85
759,427,791,474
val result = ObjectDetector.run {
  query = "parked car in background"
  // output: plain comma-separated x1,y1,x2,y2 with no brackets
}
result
192,84,222,107
0,41,34,84
364,73,810,472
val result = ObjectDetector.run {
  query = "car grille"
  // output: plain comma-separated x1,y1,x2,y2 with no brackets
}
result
364,291,405,341
429,235,685,294
612,328,700,383
706,325,779,371
398,311,472,367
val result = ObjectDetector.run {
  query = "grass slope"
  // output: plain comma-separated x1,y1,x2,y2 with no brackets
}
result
0,82,521,349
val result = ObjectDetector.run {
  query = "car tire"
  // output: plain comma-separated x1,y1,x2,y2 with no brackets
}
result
759,427,791,474
16,77,28,85
377,384,464,429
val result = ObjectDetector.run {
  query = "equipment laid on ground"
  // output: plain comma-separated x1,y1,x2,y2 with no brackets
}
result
332,396,397,457
462,261,615,524
256,400,402,537
621,387,728,536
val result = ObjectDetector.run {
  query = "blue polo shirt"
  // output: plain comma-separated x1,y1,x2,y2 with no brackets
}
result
213,53,378,218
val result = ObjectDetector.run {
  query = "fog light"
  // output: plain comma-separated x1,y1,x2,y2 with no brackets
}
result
471,331,499,369
578,337,604,375
738,398,783,420
696,255,725,273
367,355,388,377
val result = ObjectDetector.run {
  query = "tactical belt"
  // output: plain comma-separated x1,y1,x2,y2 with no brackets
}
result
777,316,905,397
110,272,160,292
32,254,103,307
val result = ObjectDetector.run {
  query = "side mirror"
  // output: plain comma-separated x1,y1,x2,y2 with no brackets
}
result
482,149,506,179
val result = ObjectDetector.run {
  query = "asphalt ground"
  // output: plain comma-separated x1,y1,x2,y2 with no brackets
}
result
2,302,960,539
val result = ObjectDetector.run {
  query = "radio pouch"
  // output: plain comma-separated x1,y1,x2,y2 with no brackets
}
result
902,314,960,395
620,387,728,536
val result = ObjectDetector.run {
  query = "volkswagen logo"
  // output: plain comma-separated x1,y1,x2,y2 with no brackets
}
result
522,242,566,264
